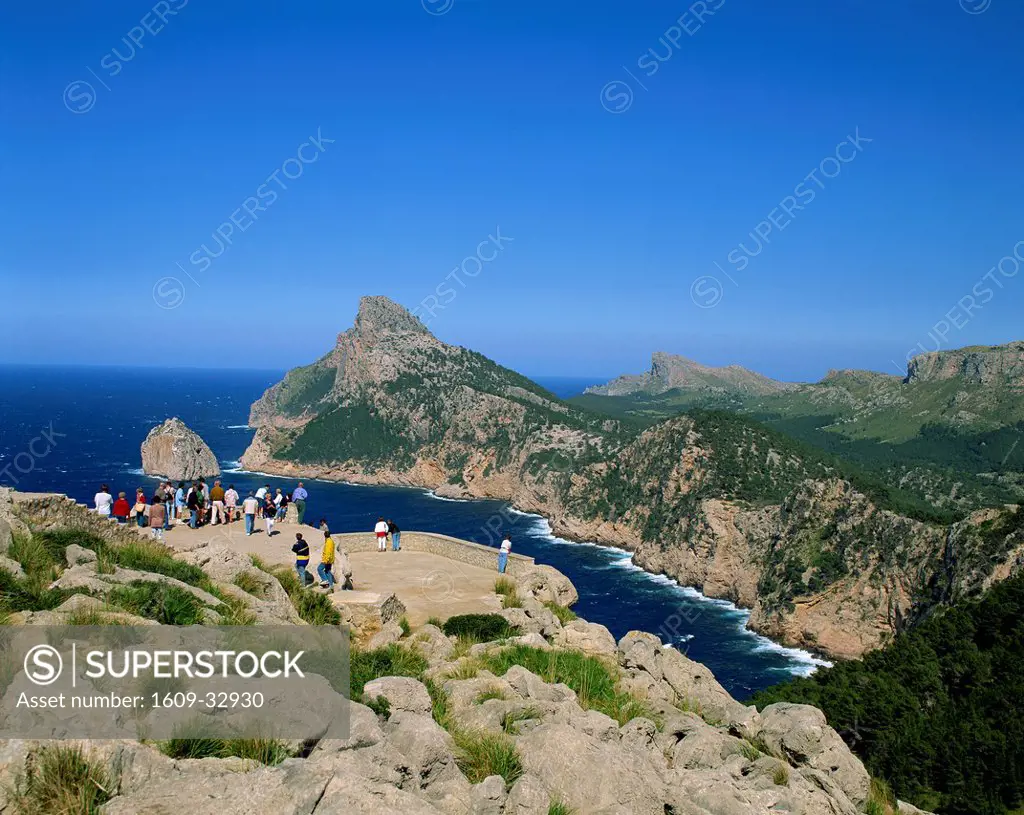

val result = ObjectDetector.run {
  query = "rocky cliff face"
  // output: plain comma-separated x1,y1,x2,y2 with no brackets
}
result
242,297,1023,659
586,351,796,397
906,341,1024,386
141,418,220,481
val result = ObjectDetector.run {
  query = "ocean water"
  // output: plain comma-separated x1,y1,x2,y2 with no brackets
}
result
0,365,827,699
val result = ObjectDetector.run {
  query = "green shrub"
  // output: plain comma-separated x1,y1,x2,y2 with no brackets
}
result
159,734,291,766
543,601,577,625
268,566,342,625
442,613,518,642
364,696,392,719
107,582,206,626
8,534,59,580
398,616,411,637
8,744,112,814
452,729,523,787
232,571,266,598
0,567,74,612
480,645,652,725
350,644,429,699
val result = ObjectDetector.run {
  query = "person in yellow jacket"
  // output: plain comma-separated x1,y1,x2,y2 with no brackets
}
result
318,530,336,590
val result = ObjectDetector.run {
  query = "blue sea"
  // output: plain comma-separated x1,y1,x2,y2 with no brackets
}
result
0,365,827,699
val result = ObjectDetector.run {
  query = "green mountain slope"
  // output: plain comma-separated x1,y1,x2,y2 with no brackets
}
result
752,540,1024,815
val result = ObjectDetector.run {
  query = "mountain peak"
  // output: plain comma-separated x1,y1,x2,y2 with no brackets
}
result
587,352,793,397
341,296,430,344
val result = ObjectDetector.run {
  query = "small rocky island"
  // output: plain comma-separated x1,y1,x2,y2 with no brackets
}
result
141,418,220,481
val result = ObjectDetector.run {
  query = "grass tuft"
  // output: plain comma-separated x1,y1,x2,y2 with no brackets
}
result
107,582,206,626
349,644,429,698
398,616,411,637
451,729,523,787
480,645,652,725
772,762,790,786
543,601,577,625
548,800,576,815
232,571,267,598
159,733,291,766
8,744,112,815
426,615,444,628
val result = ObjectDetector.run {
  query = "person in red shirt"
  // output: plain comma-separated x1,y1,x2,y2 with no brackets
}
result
112,492,131,524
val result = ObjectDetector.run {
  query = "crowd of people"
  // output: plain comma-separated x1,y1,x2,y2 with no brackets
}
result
95,479,512,585
92,480,312,539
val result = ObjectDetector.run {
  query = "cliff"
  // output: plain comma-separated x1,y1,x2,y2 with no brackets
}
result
241,297,1023,659
141,417,220,481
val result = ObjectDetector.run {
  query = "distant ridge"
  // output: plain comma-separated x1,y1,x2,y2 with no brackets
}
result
584,351,797,397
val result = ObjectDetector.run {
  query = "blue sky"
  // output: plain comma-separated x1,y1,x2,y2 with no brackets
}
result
2,0,1022,381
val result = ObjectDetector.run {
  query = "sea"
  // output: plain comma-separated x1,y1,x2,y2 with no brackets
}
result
0,365,828,700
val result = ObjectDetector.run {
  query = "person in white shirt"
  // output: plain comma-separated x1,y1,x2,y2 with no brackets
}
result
224,485,240,523
242,492,260,536
498,533,512,574
255,484,269,519
94,484,113,517
374,517,389,552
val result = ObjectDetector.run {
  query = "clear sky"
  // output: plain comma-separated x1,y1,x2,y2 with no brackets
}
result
2,0,1022,382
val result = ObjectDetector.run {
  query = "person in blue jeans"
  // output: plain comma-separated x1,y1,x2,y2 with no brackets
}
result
292,533,311,585
388,519,401,551
186,486,200,529
243,491,259,536
497,533,511,573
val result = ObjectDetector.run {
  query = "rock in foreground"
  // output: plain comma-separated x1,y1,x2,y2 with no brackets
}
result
141,418,220,480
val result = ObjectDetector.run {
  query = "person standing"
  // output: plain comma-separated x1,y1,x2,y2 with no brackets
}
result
174,481,186,523
94,484,113,517
318,530,336,590
186,486,200,529
200,478,211,525
374,517,389,552
112,492,130,524
224,484,239,523
387,519,401,551
263,493,277,537
242,491,259,536
149,493,167,540
210,480,226,525
255,484,269,519
161,482,172,531
497,533,512,574
134,488,148,528
292,533,311,584
292,482,308,525
274,488,286,520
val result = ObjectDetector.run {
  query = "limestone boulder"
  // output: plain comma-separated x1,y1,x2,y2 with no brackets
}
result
552,619,617,658
514,565,578,607
140,417,220,481
363,676,433,717
754,703,870,807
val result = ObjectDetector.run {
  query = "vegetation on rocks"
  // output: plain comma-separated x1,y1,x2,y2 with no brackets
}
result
6,745,112,815
442,613,519,642
752,569,1024,815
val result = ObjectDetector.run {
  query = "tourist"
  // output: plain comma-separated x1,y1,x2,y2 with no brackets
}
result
319,518,330,535
200,478,211,524
149,492,166,540
210,479,226,525
388,518,401,551
374,516,389,552
186,485,200,529
497,533,512,574
264,492,277,537
174,481,186,522
274,488,286,520
292,533,311,585
292,482,308,525
133,488,148,528
112,492,130,524
242,491,259,536
255,483,269,518
160,482,172,531
318,529,336,590
224,484,239,523
94,484,113,517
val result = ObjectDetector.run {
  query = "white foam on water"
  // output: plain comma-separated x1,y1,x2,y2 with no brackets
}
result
424,490,474,503
226,424,251,429
512,508,829,677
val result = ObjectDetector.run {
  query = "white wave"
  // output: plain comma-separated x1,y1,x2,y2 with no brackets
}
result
424,490,474,503
519,513,829,676
221,460,240,469
226,424,251,429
